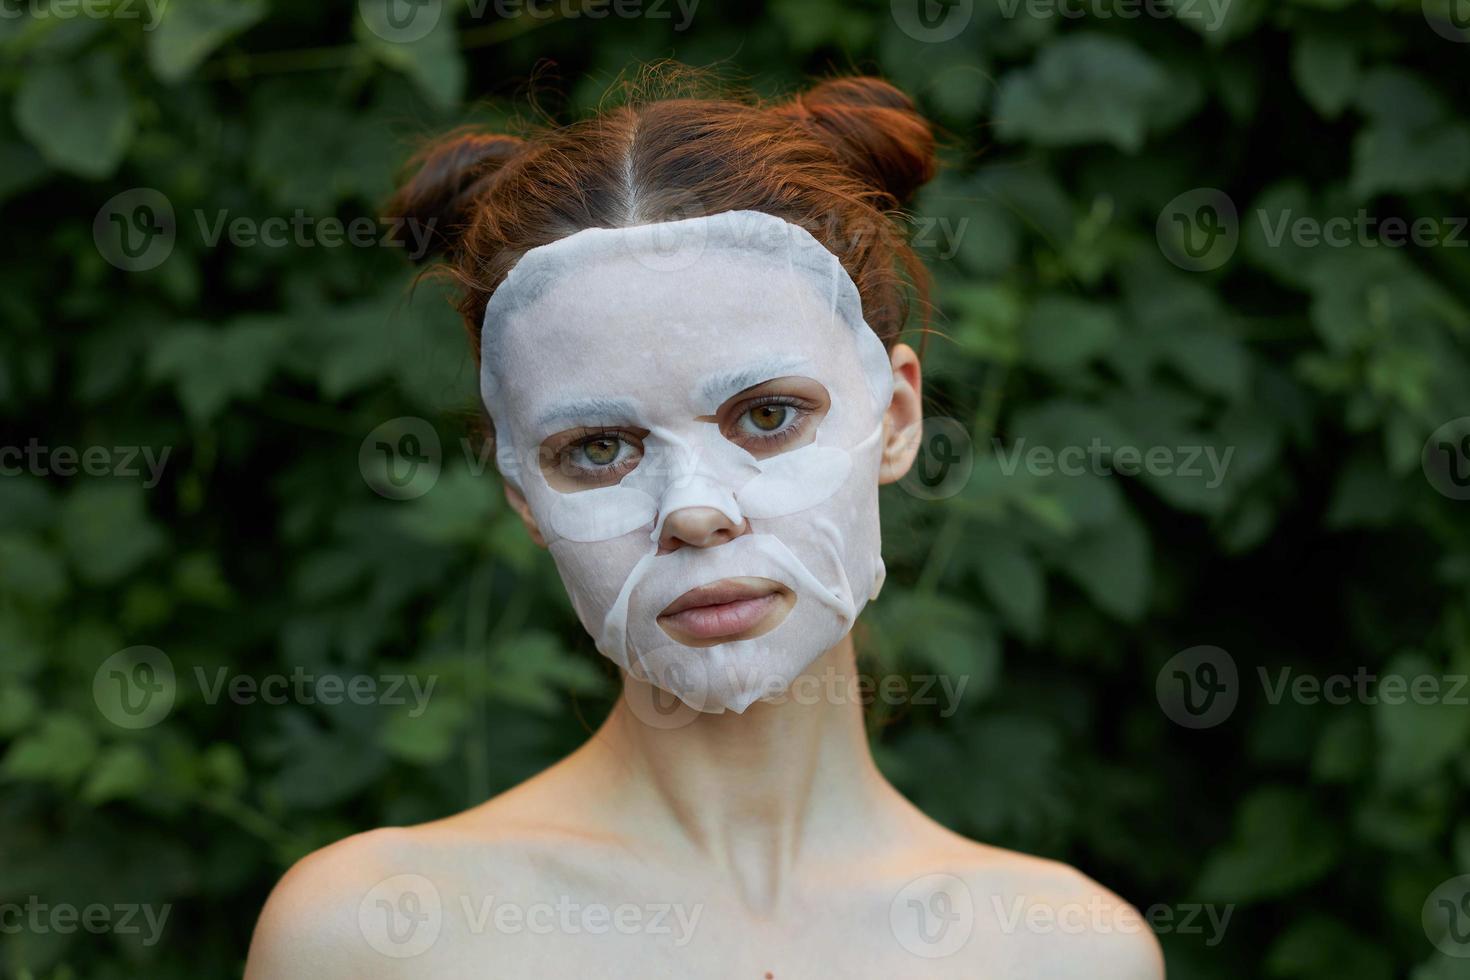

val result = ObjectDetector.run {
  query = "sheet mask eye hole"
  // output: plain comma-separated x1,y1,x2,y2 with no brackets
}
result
539,428,647,492
717,376,831,459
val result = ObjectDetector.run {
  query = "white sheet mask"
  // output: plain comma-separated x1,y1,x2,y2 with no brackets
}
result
480,210,894,712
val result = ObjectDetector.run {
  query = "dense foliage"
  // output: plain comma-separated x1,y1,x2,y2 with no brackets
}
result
2,0,1469,976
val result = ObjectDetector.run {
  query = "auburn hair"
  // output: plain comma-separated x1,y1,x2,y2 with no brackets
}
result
386,70,938,362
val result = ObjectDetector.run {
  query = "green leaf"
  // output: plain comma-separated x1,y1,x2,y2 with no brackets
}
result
248,103,395,212
147,318,286,423
59,484,165,586
1179,0,1266,45
1021,295,1120,374
0,533,67,604
972,530,1045,642
1056,512,1151,621
1351,123,1470,199
81,744,153,805
0,125,48,203
994,34,1175,153
1291,34,1358,119
1374,652,1470,787
1266,915,1394,980
948,282,1025,363
0,683,39,737
2,714,98,787
1157,327,1251,401
874,589,1001,701
1325,452,1403,528
769,0,874,52
13,52,136,179
354,0,465,110
1196,787,1340,902
479,632,608,714
147,0,267,81
379,691,467,765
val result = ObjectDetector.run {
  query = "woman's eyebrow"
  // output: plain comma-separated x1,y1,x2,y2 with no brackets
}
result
535,397,641,430
697,356,810,407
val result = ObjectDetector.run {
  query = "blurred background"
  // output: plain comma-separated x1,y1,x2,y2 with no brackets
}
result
3,0,1470,976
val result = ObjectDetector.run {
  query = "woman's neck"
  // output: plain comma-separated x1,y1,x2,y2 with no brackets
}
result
576,637,917,907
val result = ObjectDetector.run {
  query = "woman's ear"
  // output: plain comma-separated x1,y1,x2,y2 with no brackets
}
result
503,482,548,549
879,342,923,485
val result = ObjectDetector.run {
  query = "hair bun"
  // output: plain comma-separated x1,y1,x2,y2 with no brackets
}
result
787,77,936,207
385,129,527,263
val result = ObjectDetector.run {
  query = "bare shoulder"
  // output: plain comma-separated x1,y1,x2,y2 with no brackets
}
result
241,799,626,975
888,830,1165,979
244,825,447,980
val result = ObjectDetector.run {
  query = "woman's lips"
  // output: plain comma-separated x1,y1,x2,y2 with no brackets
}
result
657,577,794,645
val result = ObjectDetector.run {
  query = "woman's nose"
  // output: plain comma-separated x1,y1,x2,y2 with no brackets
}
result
657,506,748,553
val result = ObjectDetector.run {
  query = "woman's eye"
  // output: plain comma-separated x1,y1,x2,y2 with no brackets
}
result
540,428,646,491
732,398,809,445
747,405,789,432
713,378,830,460
579,437,623,466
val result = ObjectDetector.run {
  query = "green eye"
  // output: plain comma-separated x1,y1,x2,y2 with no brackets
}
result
749,405,788,432
581,438,621,466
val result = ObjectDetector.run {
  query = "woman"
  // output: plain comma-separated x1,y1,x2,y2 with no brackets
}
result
244,74,1164,979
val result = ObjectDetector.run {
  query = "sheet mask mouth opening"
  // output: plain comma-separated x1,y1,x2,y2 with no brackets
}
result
656,577,795,647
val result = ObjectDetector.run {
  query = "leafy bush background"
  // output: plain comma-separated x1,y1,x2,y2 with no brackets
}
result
2,0,1469,977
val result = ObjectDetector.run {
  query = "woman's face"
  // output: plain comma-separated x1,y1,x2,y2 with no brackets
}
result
481,212,899,712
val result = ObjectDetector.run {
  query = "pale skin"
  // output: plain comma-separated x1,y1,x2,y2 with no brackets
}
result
245,344,1165,979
